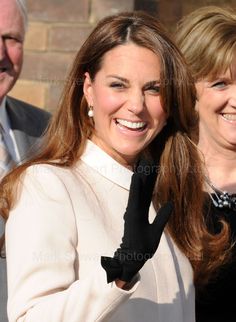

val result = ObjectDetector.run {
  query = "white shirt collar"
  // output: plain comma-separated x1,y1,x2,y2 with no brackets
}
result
81,140,133,190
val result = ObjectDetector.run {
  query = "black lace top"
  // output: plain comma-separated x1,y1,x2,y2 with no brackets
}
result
196,195,236,322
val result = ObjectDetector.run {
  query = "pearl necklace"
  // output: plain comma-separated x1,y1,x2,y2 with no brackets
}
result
205,177,236,211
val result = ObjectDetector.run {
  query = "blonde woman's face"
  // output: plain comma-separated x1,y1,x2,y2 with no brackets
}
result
83,43,167,168
196,61,236,153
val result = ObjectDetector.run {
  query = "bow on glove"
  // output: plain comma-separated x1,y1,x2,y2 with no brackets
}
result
101,158,173,283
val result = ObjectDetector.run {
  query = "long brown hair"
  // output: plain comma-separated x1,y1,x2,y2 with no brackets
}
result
176,6,236,286
0,11,204,267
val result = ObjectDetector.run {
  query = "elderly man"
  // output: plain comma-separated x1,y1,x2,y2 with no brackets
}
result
0,1,51,321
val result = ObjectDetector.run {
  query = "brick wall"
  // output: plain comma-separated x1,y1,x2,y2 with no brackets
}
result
9,0,236,113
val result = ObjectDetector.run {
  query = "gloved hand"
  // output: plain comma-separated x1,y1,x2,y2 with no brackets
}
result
101,158,173,283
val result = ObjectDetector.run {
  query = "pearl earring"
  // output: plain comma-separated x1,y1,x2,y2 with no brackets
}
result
88,106,94,118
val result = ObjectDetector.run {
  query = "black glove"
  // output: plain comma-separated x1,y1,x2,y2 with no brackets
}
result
101,158,173,283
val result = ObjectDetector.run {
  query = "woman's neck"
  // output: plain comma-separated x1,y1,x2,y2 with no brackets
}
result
198,142,236,193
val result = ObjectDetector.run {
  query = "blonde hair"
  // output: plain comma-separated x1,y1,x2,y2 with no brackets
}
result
176,6,236,286
176,6,236,81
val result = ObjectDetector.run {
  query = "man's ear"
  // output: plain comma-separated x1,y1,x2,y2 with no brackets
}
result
83,72,93,105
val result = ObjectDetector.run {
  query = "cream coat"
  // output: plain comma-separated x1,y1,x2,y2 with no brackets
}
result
6,140,195,322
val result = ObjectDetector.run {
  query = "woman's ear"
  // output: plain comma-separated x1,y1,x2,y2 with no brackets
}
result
83,72,93,105
195,82,203,112
195,100,199,112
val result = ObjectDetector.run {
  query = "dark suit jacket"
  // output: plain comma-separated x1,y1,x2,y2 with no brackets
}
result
6,96,51,162
0,96,51,322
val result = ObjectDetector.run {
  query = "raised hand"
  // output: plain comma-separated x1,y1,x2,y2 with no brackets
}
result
101,158,173,283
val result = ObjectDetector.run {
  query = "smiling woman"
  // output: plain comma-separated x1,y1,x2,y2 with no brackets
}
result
196,67,236,150
176,6,236,322
0,11,204,322
83,43,166,167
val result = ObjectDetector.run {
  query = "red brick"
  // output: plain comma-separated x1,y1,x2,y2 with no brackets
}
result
20,52,76,83
158,0,182,25
24,23,48,51
45,83,64,113
27,0,89,23
91,0,134,21
9,80,48,109
134,0,159,15
48,25,93,52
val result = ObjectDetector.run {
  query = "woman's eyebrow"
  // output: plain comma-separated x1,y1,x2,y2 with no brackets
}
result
106,75,129,83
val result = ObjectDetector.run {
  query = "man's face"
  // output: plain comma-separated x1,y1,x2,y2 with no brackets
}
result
0,0,25,103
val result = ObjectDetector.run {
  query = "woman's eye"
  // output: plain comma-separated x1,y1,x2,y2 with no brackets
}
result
110,82,125,89
146,85,160,94
211,80,227,88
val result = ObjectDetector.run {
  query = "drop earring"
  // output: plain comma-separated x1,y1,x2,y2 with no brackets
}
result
88,105,94,118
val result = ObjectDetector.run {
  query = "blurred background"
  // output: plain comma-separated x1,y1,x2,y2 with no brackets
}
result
10,0,236,113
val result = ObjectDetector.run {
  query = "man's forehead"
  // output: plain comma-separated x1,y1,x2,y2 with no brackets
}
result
0,0,25,37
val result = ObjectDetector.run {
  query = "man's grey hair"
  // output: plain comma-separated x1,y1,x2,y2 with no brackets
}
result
16,0,28,34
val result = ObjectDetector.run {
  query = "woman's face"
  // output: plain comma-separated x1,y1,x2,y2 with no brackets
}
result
196,61,236,153
83,43,167,167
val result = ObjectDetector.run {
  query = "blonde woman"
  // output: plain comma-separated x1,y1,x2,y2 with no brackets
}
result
176,6,236,322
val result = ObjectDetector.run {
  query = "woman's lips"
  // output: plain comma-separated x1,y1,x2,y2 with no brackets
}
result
115,118,147,131
221,113,236,122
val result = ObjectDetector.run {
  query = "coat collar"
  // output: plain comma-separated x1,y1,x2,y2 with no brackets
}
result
80,140,133,190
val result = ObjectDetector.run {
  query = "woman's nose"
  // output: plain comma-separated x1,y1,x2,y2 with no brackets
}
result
127,90,145,115
228,84,236,108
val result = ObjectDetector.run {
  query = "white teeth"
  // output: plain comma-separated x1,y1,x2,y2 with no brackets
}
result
116,118,146,129
222,114,236,121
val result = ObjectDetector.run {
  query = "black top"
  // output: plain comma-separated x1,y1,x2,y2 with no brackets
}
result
196,195,236,322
